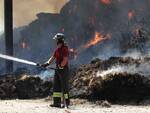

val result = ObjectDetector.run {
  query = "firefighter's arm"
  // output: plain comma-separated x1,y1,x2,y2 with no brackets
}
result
40,55,55,68
47,55,55,65
60,56,68,67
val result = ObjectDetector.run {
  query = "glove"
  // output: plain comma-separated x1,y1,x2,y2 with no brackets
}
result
36,63,40,66
58,65,64,70
41,63,49,68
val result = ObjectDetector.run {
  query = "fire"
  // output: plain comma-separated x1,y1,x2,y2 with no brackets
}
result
84,32,110,48
69,48,75,53
61,28,65,32
128,10,135,20
21,41,30,50
100,0,112,5
69,48,78,60
21,42,27,49
132,27,142,38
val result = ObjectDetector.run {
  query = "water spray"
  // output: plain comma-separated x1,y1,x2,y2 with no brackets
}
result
0,54,37,66
0,54,56,70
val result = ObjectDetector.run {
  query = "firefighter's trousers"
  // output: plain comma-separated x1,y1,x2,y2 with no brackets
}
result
53,67,70,106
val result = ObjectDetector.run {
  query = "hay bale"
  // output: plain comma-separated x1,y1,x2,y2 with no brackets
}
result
0,74,52,99
70,56,150,103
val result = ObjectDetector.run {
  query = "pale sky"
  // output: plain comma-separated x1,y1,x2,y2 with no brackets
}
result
0,0,69,33
0,0,4,33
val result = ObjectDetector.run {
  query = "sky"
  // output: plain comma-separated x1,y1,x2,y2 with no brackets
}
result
0,0,69,33
0,0,4,33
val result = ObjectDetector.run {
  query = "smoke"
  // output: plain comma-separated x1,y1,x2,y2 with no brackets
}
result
0,0,150,73
36,70,54,81
13,0,69,27
97,0,150,59
0,0,69,28
0,0,69,72
14,0,150,66
97,62,150,78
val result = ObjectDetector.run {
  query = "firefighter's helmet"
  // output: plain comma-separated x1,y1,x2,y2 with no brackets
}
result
53,33,65,41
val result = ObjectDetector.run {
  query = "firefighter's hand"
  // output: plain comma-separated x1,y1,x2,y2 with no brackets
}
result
58,65,64,70
41,63,49,68
36,63,40,66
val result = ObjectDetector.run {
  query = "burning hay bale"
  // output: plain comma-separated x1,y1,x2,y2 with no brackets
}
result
90,73,150,103
1,0,149,69
0,74,52,99
70,56,150,103
0,56,149,104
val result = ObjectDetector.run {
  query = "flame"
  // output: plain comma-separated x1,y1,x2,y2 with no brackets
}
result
132,27,142,38
100,0,112,5
84,32,110,48
69,48,75,52
128,10,135,20
69,48,78,60
61,28,65,32
21,41,30,50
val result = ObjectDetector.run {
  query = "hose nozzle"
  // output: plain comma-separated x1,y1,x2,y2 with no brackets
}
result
36,63,42,67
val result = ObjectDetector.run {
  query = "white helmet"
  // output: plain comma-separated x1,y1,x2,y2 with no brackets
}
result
53,33,65,41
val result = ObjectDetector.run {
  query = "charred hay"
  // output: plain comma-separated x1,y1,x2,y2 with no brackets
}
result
0,56,150,104
0,74,52,99
70,56,150,103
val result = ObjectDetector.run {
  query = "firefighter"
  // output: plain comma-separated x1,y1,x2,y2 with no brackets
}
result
41,33,70,108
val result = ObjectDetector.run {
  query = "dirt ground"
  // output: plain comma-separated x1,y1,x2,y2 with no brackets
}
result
0,99,150,113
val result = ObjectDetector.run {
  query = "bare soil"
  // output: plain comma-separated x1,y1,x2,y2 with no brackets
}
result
0,99,150,113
